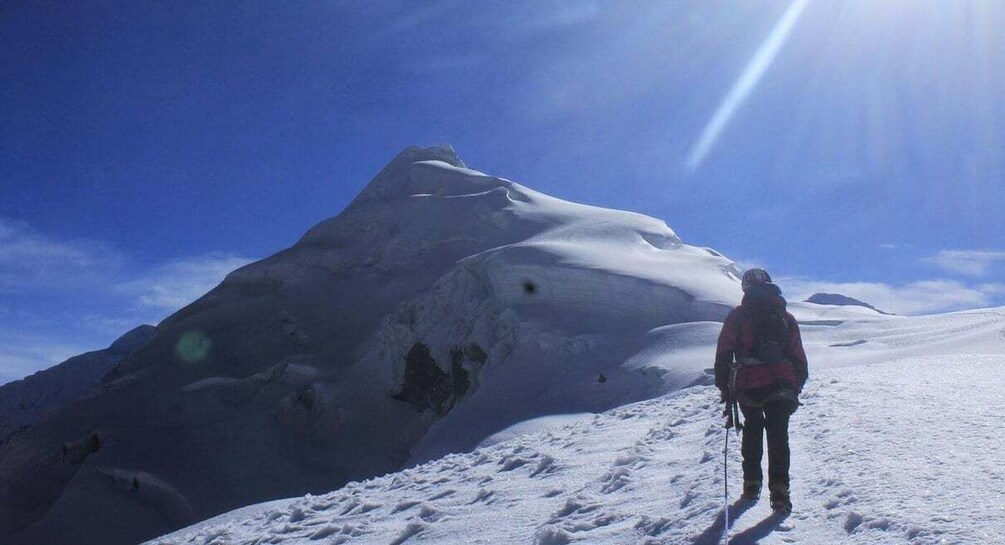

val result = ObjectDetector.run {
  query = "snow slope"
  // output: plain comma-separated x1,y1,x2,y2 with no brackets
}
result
149,307,1005,545
0,146,743,545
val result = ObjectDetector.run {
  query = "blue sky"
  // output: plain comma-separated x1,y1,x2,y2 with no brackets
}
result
2,0,1004,383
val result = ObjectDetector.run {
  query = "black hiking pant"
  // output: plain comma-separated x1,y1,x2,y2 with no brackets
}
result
739,401,794,487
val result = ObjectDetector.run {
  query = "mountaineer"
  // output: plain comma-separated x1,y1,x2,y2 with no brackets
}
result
715,268,808,512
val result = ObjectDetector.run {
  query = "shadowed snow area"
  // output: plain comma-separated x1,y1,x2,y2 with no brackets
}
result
149,308,1005,545
0,146,744,545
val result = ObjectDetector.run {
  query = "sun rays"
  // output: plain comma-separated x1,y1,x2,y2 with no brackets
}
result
686,0,811,172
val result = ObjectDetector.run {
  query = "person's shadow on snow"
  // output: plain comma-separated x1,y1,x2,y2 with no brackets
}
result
726,510,790,544
691,499,756,545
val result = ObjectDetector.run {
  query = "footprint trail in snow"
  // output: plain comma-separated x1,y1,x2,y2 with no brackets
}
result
149,350,1005,545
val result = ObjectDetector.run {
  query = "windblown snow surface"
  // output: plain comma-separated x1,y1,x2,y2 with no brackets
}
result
149,305,1005,544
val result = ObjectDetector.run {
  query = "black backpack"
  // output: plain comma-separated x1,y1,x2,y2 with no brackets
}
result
741,297,790,364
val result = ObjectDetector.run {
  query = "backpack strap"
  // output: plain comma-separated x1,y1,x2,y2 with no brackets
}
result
764,315,795,387
780,314,790,352
732,309,747,365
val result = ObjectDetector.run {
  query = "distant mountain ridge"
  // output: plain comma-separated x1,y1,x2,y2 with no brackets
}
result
0,325,155,446
806,292,892,315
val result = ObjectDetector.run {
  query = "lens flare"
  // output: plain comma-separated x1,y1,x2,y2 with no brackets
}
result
176,330,212,363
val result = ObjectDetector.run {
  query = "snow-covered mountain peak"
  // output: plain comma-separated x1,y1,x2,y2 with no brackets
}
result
348,144,478,204
0,146,747,545
292,146,517,251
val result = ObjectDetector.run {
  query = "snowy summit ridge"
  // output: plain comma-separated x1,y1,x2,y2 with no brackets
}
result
343,144,469,204
0,146,743,545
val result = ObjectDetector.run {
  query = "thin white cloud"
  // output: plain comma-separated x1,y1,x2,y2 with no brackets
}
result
0,218,124,291
0,217,254,310
779,276,1004,315
117,254,255,311
381,0,600,39
922,249,1005,277
686,0,810,171
0,331,91,385
385,1,601,80
0,217,257,382
978,283,1005,297
500,0,601,34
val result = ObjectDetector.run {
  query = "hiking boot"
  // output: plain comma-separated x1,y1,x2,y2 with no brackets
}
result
769,482,792,512
741,480,761,500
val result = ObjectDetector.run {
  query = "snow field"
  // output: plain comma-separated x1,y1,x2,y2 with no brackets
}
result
148,306,1005,544
148,346,1005,544
792,355,1005,544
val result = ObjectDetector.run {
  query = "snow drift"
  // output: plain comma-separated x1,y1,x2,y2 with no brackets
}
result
0,146,743,545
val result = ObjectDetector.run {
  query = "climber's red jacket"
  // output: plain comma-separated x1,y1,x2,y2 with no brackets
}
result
714,286,808,402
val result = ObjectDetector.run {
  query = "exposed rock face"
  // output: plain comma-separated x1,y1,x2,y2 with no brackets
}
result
0,146,740,545
393,342,456,415
392,342,484,415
